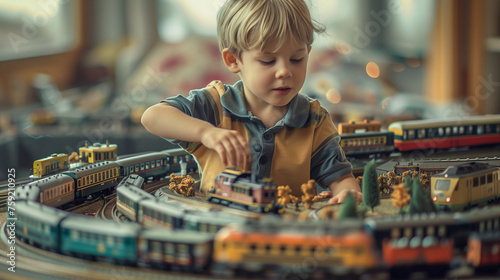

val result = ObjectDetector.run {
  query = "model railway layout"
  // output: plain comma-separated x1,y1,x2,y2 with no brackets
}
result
3,113,500,279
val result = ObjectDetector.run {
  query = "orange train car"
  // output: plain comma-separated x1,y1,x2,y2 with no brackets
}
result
213,218,379,278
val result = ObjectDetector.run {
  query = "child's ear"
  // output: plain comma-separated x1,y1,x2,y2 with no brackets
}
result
222,49,240,74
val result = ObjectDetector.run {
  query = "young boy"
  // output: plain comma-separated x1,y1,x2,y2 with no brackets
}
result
141,0,362,203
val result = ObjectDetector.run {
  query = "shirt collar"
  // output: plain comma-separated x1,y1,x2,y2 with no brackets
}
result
221,80,310,128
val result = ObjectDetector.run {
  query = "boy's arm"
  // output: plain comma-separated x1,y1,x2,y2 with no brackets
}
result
327,173,362,204
141,103,249,168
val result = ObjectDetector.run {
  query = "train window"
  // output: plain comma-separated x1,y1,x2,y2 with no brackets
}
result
477,125,484,134
438,225,446,237
438,128,444,137
445,127,451,136
280,245,286,254
250,244,257,252
435,180,450,191
141,163,145,170
418,129,426,139
422,236,438,247
151,161,155,168
452,126,458,135
409,236,422,248
473,177,479,187
99,173,101,181
480,176,485,185
397,237,409,247
487,174,492,183
135,165,139,172
391,228,400,239
70,230,78,240
295,246,301,254
426,226,435,236
496,124,500,133
408,130,415,140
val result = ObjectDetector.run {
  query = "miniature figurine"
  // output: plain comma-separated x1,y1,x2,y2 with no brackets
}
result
301,180,321,210
277,185,299,208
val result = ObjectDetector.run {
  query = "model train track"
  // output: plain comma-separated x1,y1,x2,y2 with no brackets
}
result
0,223,225,280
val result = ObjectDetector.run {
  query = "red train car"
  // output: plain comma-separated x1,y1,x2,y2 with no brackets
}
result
388,114,500,151
467,232,500,273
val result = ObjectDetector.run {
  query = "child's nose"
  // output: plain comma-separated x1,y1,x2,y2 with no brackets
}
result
276,63,292,79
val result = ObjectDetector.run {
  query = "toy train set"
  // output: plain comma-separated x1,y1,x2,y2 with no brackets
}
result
339,114,500,158
6,113,500,279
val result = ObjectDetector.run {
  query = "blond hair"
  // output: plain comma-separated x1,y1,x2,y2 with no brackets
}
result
217,0,324,58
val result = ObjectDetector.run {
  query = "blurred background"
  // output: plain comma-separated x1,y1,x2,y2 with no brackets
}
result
0,0,499,179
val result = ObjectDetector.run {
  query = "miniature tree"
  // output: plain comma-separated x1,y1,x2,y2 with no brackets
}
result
419,173,430,190
301,180,321,210
377,174,390,195
362,159,380,212
356,176,363,188
408,177,425,214
277,185,299,208
391,183,411,212
386,171,401,187
337,191,358,220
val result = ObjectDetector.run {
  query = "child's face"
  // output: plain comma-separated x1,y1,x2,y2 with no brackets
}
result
236,38,311,109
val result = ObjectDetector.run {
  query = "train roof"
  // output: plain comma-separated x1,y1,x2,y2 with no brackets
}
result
339,131,393,138
117,185,155,202
433,162,499,178
219,169,275,188
115,152,168,165
139,199,186,217
364,212,459,231
228,216,365,235
63,161,120,176
22,173,74,190
34,153,67,162
16,201,71,225
388,114,500,130
118,174,145,187
183,209,248,225
61,217,141,236
139,228,214,243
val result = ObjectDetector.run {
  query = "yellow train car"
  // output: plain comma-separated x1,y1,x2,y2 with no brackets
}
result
213,218,378,277
431,162,500,211
338,120,382,134
79,141,117,163
32,153,69,178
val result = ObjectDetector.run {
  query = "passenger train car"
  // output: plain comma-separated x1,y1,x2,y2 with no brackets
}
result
338,120,394,158
62,161,120,200
388,114,500,152
431,162,500,211
16,173,75,208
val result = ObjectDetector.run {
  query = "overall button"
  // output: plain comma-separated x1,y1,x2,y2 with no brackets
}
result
253,144,262,152
263,133,273,141
259,156,268,165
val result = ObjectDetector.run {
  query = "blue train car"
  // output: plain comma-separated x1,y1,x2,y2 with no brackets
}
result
183,210,248,234
138,199,185,230
63,161,120,200
166,148,198,174
15,201,70,250
60,217,141,264
116,152,169,180
116,176,155,221
137,229,214,271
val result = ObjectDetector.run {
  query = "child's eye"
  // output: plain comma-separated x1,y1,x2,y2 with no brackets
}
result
291,58,304,63
259,60,275,65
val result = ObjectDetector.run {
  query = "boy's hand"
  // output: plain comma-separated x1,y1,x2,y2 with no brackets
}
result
200,127,249,169
326,174,362,204
328,189,362,204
